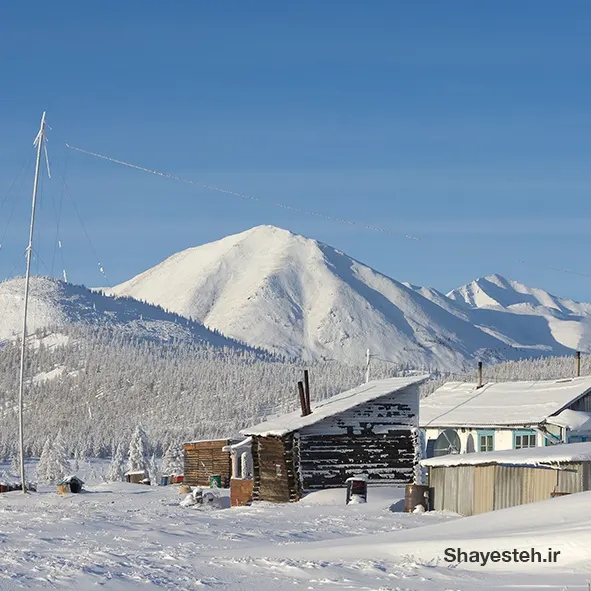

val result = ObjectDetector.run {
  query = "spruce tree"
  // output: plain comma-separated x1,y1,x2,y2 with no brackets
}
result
127,425,148,474
106,444,125,482
161,443,183,476
147,454,160,486
36,439,53,484
46,430,71,484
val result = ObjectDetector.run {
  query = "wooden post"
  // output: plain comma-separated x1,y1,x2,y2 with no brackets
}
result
298,381,308,416
477,361,483,389
304,370,311,415
576,351,581,377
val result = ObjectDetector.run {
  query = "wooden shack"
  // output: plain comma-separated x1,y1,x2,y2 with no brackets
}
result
183,439,235,487
241,375,426,503
421,441,591,516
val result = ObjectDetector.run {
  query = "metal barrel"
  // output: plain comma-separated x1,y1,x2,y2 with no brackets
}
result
404,484,431,512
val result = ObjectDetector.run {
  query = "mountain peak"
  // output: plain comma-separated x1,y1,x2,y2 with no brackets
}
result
482,273,510,287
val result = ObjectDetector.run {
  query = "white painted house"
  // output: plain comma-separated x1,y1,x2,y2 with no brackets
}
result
420,376,591,458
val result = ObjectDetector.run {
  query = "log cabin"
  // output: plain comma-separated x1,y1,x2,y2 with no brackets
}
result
183,439,236,487
240,375,426,503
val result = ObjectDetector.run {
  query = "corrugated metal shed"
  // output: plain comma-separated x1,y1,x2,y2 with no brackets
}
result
426,454,591,516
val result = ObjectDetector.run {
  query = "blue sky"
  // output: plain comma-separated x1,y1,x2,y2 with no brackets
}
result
1,1,591,299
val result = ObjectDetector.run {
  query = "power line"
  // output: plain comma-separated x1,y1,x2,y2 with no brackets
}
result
64,144,422,242
64,143,591,280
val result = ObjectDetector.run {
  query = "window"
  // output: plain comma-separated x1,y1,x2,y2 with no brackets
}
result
514,430,537,449
477,430,494,452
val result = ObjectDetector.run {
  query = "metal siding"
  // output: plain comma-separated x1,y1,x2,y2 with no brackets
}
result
494,466,522,511
557,464,584,493
521,467,557,504
430,467,446,512
570,393,591,412
442,466,459,513
456,465,474,516
583,462,591,491
473,465,494,515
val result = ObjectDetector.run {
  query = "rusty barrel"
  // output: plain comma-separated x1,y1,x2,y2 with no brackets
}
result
404,484,430,512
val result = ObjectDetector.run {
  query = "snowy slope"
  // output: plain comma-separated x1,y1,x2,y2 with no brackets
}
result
109,226,521,369
0,276,252,351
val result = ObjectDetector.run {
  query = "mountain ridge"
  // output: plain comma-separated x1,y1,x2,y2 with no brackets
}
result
108,225,588,369
0,276,258,354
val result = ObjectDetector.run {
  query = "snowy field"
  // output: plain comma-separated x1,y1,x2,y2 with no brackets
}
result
0,472,590,590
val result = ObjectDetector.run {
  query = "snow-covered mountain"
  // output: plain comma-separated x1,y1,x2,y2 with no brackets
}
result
108,225,585,369
0,276,252,351
4,228,586,371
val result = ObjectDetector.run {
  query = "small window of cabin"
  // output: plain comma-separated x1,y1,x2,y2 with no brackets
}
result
477,430,494,452
513,430,537,449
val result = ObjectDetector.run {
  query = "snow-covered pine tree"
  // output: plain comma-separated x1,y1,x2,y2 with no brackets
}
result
161,443,183,476
36,439,53,484
45,430,71,484
127,425,149,475
147,454,160,486
105,444,125,482
10,453,19,477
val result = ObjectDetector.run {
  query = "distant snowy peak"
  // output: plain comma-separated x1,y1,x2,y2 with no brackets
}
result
448,273,591,316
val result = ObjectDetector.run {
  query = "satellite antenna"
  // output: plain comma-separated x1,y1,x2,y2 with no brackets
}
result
433,429,461,457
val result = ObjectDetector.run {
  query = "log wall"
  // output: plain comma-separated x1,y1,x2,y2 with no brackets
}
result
183,440,233,487
299,386,418,489
251,434,302,502
251,384,419,500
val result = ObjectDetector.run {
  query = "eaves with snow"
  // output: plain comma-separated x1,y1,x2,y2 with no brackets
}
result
421,440,591,468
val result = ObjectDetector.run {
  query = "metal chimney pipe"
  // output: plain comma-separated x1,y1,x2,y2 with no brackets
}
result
304,370,311,415
576,351,581,377
477,361,483,389
298,381,308,416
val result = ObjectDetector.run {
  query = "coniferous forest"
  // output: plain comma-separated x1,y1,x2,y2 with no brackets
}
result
0,324,585,460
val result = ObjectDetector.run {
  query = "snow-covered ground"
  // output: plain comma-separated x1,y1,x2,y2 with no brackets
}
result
0,473,590,590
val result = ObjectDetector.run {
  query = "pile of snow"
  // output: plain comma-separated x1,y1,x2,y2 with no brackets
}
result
547,408,591,435
260,489,591,577
0,471,589,589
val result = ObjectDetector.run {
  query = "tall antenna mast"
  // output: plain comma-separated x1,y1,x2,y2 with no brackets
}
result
17,111,47,493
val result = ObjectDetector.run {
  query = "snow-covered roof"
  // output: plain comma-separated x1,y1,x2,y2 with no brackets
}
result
421,440,591,468
222,437,252,453
420,376,591,428
546,409,591,435
241,375,427,437
183,438,236,445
